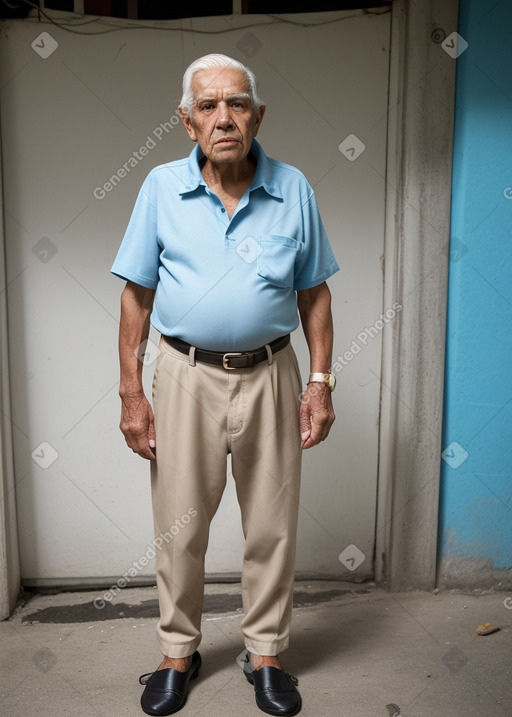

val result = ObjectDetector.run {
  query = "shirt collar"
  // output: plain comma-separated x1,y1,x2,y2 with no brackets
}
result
179,139,282,199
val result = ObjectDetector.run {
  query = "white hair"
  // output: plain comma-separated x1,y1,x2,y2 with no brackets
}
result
179,53,264,114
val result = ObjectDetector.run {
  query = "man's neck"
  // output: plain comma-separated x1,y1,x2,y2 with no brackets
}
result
201,153,257,196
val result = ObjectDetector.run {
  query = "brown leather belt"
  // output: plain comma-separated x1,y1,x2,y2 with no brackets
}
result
163,334,290,369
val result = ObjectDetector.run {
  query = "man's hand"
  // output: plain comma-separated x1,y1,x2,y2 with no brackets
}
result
299,382,335,449
120,392,156,460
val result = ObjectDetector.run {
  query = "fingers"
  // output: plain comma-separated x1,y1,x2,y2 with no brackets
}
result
306,413,325,447
134,441,156,461
301,417,333,449
142,446,156,461
123,427,155,460
299,406,312,446
148,414,157,460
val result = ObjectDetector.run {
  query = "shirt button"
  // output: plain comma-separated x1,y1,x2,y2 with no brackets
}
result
221,208,226,213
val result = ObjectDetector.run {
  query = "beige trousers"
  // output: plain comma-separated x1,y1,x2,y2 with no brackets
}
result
150,336,303,658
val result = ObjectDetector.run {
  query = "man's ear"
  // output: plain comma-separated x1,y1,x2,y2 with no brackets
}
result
179,107,197,141
253,105,266,137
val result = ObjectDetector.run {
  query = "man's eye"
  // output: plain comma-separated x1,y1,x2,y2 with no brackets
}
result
201,104,213,111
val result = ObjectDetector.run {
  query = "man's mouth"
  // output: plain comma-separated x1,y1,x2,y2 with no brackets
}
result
215,138,239,145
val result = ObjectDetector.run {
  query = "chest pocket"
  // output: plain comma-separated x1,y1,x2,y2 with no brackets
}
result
257,235,303,289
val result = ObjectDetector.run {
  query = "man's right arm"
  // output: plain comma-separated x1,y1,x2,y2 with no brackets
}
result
118,281,157,461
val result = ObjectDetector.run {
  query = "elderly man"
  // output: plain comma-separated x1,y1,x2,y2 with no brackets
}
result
111,53,338,717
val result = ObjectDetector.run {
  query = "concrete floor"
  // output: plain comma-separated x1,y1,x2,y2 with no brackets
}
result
1,581,511,717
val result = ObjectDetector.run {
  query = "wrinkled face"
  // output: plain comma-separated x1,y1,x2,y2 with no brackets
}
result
179,67,265,167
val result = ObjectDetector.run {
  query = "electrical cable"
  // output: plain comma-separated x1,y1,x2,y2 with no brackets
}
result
18,1,390,36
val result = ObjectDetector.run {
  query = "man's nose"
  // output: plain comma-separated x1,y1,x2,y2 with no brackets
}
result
216,104,234,128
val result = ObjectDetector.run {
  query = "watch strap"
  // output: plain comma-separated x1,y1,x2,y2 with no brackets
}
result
308,372,336,390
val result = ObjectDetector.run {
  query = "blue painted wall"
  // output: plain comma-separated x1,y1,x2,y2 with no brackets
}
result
439,0,512,581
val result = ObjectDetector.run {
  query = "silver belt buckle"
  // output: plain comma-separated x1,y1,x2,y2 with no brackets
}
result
222,352,243,369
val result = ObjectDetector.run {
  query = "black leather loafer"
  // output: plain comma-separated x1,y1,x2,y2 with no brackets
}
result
139,651,201,716
242,652,302,716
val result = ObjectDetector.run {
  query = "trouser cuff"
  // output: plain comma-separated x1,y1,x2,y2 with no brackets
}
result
244,636,290,656
159,636,202,658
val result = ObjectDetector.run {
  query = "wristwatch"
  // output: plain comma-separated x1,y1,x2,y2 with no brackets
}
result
308,372,336,391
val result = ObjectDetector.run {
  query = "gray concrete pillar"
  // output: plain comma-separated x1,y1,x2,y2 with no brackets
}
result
375,0,458,590
0,132,21,619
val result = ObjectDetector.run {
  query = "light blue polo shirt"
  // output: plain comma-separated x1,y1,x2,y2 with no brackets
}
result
111,139,339,351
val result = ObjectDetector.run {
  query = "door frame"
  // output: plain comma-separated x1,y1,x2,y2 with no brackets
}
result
0,0,458,617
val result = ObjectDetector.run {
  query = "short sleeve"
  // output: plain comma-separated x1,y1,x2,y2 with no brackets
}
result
293,187,339,291
110,173,160,289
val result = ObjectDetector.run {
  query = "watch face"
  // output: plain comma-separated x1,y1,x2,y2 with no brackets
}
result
328,374,336,390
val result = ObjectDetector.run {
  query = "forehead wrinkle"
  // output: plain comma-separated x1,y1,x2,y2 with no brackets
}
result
192,71,251,99
192,67,250,95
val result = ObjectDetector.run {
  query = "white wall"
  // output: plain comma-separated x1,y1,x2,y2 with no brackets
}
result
0,9,390,584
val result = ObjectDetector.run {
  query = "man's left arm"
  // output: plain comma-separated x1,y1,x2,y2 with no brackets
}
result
297,281,335,449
